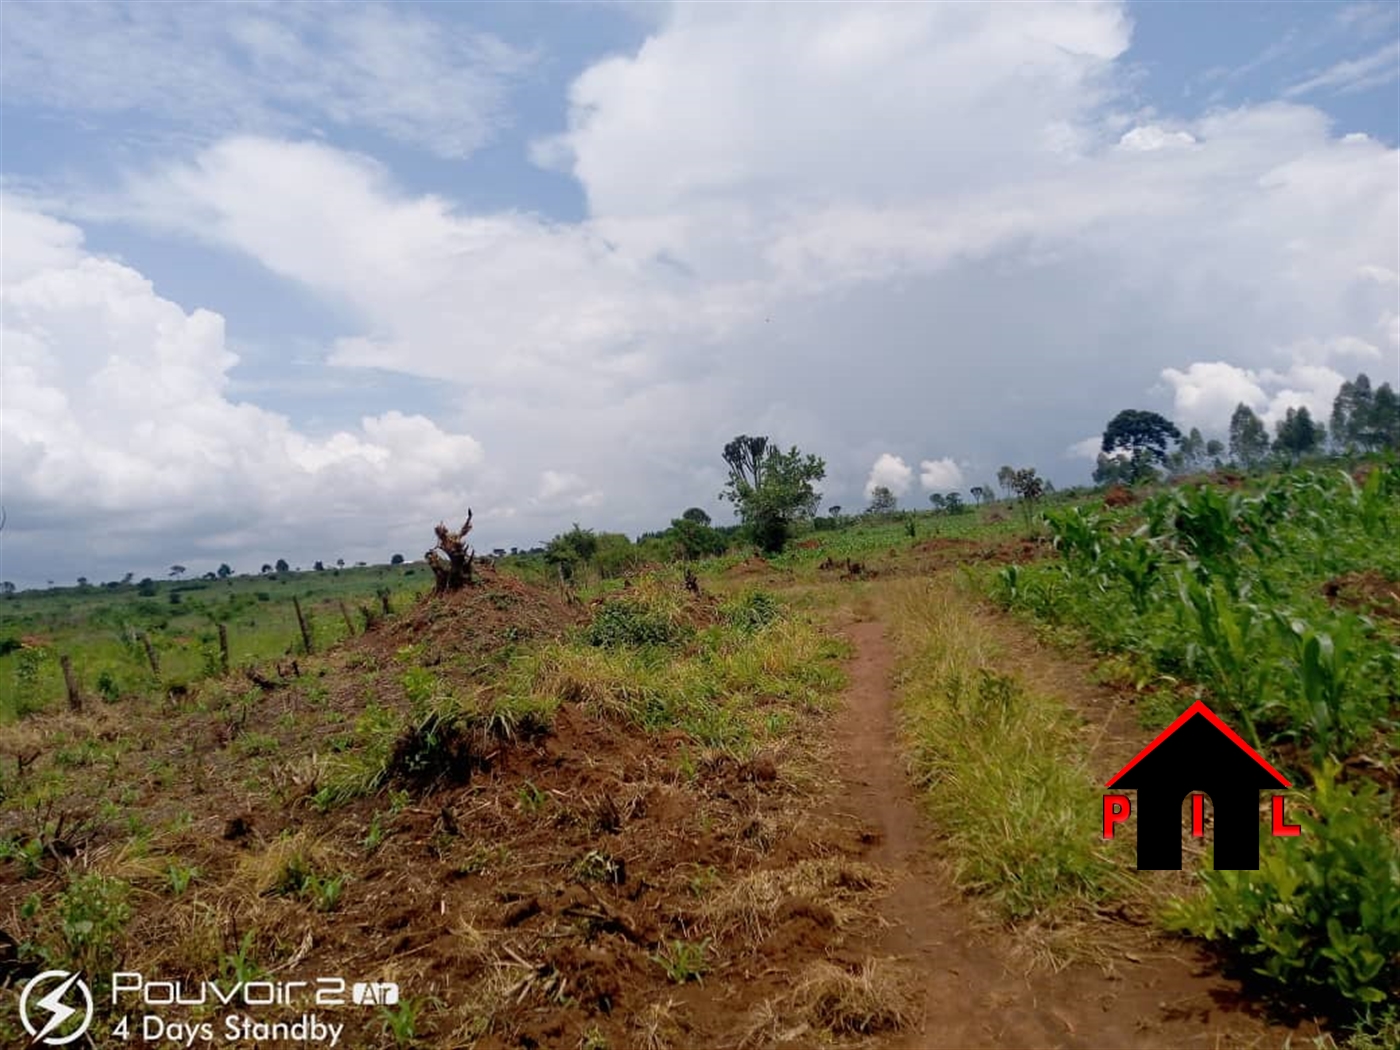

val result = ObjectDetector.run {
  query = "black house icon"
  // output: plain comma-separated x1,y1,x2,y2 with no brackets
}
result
1106,701,1291,870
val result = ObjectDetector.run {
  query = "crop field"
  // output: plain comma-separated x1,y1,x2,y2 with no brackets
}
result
1,465,1397,1049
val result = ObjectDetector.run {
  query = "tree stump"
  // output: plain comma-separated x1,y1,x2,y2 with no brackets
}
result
426,509,476,594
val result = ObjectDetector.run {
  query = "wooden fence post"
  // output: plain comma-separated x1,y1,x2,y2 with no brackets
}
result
293,597,314,654
217,623,230,675
338,599,355,638
60,654,82,713
139,632,161,678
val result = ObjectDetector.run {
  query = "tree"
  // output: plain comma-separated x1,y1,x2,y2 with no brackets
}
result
1331,373,1375,452
121,571,134,585
426,510,477,593
671,516,726,560
720,436,826,553
1,581,14,596
1273,406,1325,463
680,507,712,527
545,523,599,579
137,577,156,597
1372,382,1400,450
390,553,405,565
275,558,290,573
217,563,233,578
1228,403,1270,468
1101,409,1182,481
336,558,345,569
261,563,272,574
1010,467,1045,528
169,565,186,580
996,465,1015,499
927,493,946,512
1168,427,1208,477
969,486,987,506
313,560,325,572
944,492,965,514
868,485,898,515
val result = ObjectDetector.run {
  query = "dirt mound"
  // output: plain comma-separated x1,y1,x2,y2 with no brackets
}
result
366,563,587,661
1103,484,1135,507
913,537,975,553
726,555,776,577
1323,570,1400,625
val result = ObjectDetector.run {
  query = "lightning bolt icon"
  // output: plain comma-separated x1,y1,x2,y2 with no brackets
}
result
33,972,81,1042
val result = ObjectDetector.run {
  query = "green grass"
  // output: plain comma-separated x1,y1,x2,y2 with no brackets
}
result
0,565,424,720
882,576,1135,930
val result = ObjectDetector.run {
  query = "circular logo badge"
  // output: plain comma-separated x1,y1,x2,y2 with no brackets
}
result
19,970,94,1046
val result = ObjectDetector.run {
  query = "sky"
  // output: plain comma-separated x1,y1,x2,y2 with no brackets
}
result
1,0,1398,588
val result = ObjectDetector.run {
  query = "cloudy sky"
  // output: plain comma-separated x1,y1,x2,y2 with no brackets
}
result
2,0,1397,587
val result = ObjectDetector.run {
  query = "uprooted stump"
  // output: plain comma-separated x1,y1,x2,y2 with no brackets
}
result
426,509,476,594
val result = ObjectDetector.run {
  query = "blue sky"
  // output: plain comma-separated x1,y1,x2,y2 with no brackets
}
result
2,0,1397,586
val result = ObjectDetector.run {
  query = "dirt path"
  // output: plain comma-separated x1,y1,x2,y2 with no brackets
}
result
828,614,1296,1050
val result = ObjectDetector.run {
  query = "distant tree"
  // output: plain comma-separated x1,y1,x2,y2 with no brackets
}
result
492,548,507,558
1373,382,1400,450
927,493,946,512
121,571,134,585
1,581,15,596
390,553,405,565
201,571,216,580
1228,403,1270,468
867,485,898,515
546,524,599,579
217,563,233,578
1168,427,1209,476
313,560,325,572
680,507,712,527
1010,468,1046,528
969,486,987,506
1331,373,1376,452
828,505,842,519
996,465,1016,499
720,435,826,553
275,558,290,573
169,565,186,580
1102,409,1182,482
1206,438,1225,464
137,578,157,597
336,558,345,569
671,516,726,560
944,492,966,514
261,563,273,574
1273,406,1325,462
74,576,88,587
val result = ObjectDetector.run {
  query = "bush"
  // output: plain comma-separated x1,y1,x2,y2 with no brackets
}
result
585,601,682,648
1163,761,1400,1014
723,590,782,632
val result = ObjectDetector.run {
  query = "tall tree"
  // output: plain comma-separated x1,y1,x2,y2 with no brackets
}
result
996,465,1015,499
1273,406,1325,462
1101,409,1182,471
720,436,825,553
217,563,233,578
680,507,712,526
275,558,290,573
867,486,898,515
1371,382,1400,450
1228,403,1270,468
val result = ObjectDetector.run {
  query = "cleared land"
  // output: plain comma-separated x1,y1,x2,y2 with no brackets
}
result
1,466,1396,1048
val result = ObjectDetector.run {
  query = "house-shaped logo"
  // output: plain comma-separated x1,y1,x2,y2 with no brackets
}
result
1103,701,1300,870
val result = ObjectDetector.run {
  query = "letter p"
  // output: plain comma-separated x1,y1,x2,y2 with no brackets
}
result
1103,794,1131,838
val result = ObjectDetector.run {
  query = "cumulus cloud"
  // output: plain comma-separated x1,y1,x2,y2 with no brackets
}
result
6,1,1399,582
0,195,488,582
864,454,913,499
918,458,965,492
0,1,534,158
1068,436,1104,462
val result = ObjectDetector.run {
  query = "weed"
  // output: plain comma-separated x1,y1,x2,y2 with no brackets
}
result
166,862,200,896
652,938,710,983
379,997,422,1045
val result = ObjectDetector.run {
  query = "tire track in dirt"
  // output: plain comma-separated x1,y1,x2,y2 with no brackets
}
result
828,614,1298,1049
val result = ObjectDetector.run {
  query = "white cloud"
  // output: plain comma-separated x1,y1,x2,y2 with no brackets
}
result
6,1,1399,581
1068,436,1104,462
0,194,488,581
864,454,913,500
0,1,533,158
918,458,965,492
1284,40,1400,98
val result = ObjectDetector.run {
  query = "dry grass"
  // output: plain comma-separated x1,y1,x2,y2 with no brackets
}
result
703,857,888,940
741,958,920,1046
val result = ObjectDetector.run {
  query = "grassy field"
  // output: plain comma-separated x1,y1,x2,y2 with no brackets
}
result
1,565,429,720
1,467,1396,1047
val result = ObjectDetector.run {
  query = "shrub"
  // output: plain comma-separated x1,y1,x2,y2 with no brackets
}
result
585,601,681,648
723,590,782,632
1163,761,1400,1014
